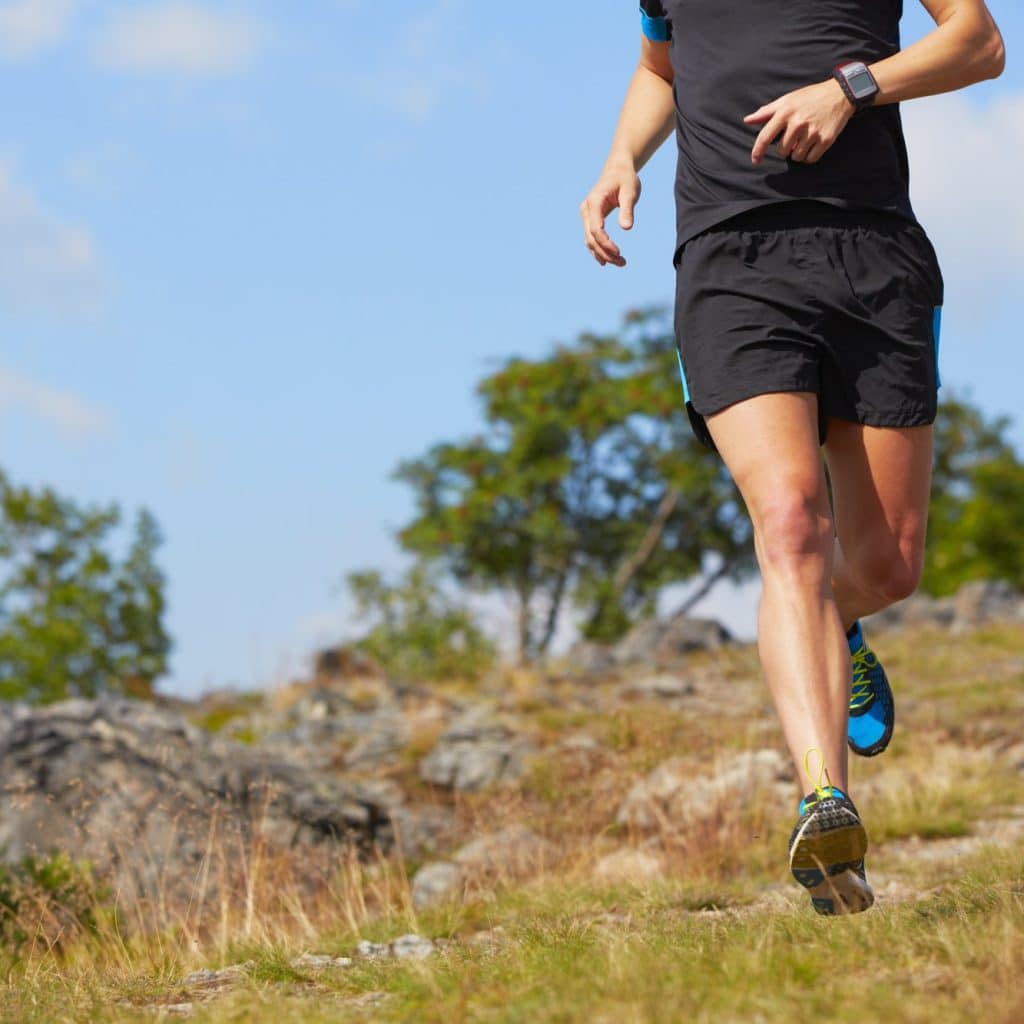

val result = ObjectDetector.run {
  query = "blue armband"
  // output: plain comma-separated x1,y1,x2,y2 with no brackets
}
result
640,5,670,42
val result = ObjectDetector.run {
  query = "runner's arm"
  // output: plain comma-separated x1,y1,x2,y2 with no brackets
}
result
869,0,1004,104
746,0,1004,165
580,11,676,268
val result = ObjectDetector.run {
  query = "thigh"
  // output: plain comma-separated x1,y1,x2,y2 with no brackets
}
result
823,419,933,551
705,391,831,534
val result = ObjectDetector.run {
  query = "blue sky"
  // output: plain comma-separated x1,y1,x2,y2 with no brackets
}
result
2,1,1022,696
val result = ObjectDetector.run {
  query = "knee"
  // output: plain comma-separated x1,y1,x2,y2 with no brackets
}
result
849,531,924,604
754,494,833,577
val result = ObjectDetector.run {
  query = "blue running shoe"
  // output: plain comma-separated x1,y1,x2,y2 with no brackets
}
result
788,754,874,916
846,620,894,758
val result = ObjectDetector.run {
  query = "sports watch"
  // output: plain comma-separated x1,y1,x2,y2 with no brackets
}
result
833,61,879,110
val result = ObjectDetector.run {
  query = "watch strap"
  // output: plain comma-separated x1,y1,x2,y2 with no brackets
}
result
833,62,878,110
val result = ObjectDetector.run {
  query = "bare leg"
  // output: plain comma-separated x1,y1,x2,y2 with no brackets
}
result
824,421,934,631
705,393,851,794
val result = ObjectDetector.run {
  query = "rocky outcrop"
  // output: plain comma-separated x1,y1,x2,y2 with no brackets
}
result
865,579,1024,633
567,614,734,678
0,697,392,906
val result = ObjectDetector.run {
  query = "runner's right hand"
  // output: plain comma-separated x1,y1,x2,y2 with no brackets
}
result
580,163,641,267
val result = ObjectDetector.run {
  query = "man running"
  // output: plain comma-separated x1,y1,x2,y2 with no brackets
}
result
581,1,1004,914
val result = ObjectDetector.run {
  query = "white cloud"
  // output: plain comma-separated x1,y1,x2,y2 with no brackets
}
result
0,366,112,438
902,91,1024,317
0,0,77,61
94,2,264,76
0,163,102,316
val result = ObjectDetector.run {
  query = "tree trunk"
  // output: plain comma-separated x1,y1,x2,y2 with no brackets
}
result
612,489,680,594
517,585,533,665
537,566,570,659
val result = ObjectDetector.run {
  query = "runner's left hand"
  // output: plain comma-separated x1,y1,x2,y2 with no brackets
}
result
744,80,855,165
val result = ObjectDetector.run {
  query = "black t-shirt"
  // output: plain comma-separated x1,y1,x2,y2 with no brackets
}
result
639,1,918,264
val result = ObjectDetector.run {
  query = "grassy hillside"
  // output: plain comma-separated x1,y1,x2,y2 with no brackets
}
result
2,623,1023,1023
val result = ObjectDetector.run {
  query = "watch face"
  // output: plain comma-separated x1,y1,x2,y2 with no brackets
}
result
847,67,876,98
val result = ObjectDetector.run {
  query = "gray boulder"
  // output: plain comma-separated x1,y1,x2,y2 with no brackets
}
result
614,615,734,666
0,697,391,910
419,711,530,792
411,861,462,908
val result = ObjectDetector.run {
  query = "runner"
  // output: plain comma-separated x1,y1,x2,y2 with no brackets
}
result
581,1,1004,915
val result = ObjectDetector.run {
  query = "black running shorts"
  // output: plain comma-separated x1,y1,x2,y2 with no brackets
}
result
673,200,945,453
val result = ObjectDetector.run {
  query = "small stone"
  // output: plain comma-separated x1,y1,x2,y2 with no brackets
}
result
390,934,436,960
411,861,462,908
181,963,249,990
356,939,391,959
616,674,696,702
291,953,353,970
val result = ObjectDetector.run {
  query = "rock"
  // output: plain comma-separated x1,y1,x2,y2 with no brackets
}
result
562,642,617,680
356,939,391,959
453,825,556,878
181,963,250,990
616,749,790,830
312,645,380,681
613,615,734,667
411,861,462,908
951,579,1024,630
865,579,1024,633
865,592,953,631
419,710,530,792
616,674,696,702
390,934,436,960
593,848,667,884
291,953,353,970
0,697,391,913
343,709,411,771
389,804,459,861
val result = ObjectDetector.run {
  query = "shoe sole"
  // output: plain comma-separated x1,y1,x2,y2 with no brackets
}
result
806,868,875,916
789,805,874,916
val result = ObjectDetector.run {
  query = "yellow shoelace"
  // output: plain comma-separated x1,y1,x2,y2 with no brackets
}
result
803,747,836,808
850,644,879,711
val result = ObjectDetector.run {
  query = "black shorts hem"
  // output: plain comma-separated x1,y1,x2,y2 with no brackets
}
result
823,405,937,431
687,381,824,454
686,387,936,455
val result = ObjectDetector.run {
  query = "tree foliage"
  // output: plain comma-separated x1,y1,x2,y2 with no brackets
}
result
347,563,496,682
925,395,1024,595
0,471,171,703
394,308,754,662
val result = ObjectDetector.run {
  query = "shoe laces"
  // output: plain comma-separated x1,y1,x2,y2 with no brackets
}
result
850,643,879,710
802,747,838,810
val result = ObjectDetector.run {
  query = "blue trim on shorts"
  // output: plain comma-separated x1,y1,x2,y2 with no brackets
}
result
640,9,670,41
675,348,691,404
933,306,943,389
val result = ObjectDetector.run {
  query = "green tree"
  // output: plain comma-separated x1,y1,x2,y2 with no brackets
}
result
347,563,496,682
394,308,754,662
0,472,171,703
925,394,1024,595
